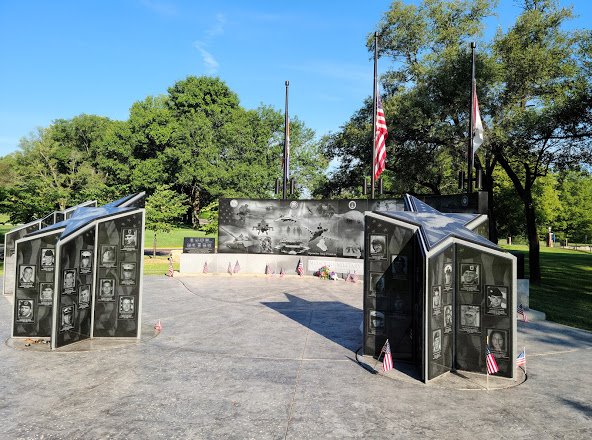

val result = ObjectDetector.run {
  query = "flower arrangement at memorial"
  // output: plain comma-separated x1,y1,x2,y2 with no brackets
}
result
314,265,337,280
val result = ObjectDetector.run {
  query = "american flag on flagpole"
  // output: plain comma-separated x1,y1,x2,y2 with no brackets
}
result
227,262,233,275
516,349,526,367
280,267,285,278
380,339,394,372
472,83,484,162
518,304,529,322
203,262,208,273
486,345,499,375
265,264,271,275
296,258,304,276
373,95,388,180
234,260,241,273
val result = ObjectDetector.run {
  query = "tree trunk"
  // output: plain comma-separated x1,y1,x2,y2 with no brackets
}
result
484,159,498,244
190,185,201,229
487,182,498,243
525,199,541,284
495,153,541,283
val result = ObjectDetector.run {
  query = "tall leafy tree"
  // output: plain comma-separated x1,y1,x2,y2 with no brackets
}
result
323,0,592,284
489,0,592,282
145,185,189,256
318,0,497,199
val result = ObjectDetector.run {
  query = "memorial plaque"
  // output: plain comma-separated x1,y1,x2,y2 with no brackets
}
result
79,250,93,274
368,310,385,335
98,278,116,302
432,329,442,360
18,265,36,289
16,299,35,323
78,285,91,309
121,228,138,251
369,235,387,260
487,328,508,358
40,249,56,272
459,305,481,333
59,305,75,332
62,269,77,294
183,237,215,254
118,296,135,320
485,285,508,316
443,305,452,333
459,263,481,293
39,283,54,306
391,254,408,280
369,272,386,297
432,286,442,316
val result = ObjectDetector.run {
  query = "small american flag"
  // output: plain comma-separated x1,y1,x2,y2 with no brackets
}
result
380,339,394,372
280,267,285,278
518,304,528,322
227,262,233,275
154,319,162,332
486,345,499,375
234,260,241,273
296,258,304,276
345,271,359,283
374,94,388,180
167,256,174,277
265,264,271,275
203,262,208,273
516,349,526,367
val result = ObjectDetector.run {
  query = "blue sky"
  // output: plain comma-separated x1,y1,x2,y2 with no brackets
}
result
0,0,590,157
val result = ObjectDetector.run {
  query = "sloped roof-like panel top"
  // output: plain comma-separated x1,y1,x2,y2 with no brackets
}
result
378,195,500,252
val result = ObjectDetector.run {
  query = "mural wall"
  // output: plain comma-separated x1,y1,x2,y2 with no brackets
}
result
218,198,404,259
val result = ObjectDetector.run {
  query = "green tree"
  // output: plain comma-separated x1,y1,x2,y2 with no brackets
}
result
325,0,592,283
145,185,189,256
556,170,592,242
318,0,498,199
489,0,592,282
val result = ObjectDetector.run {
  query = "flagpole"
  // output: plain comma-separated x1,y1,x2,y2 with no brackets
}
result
524,346,526,375
467,42,476,194
371,32,378,200
486,335,489,391
283,80,290,200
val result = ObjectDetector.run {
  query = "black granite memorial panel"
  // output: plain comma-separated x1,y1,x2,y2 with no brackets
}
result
364,216,417,361
455,244,513,378
13,232,60,337
54,227,95,348
93,212,143,338
427,245,455,380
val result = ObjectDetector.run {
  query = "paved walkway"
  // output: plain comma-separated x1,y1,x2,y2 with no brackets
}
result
1,275,591,439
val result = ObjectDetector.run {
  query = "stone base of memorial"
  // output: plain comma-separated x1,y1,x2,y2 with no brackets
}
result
180,253,364,278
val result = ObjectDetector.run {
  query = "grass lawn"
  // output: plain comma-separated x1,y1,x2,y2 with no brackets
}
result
143,255,179,275
501,244,592,331
145,226,215,249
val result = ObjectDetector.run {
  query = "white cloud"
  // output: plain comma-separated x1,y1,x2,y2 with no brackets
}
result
193,42,219,74
193,13,226,74
206,13,226,38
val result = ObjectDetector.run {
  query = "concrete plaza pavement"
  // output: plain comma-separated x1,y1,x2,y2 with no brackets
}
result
1,274,591,439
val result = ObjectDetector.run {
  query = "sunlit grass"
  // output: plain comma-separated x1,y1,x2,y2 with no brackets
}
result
501,244,592,331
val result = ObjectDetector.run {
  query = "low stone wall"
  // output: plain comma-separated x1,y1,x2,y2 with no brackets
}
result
180,253,364,278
